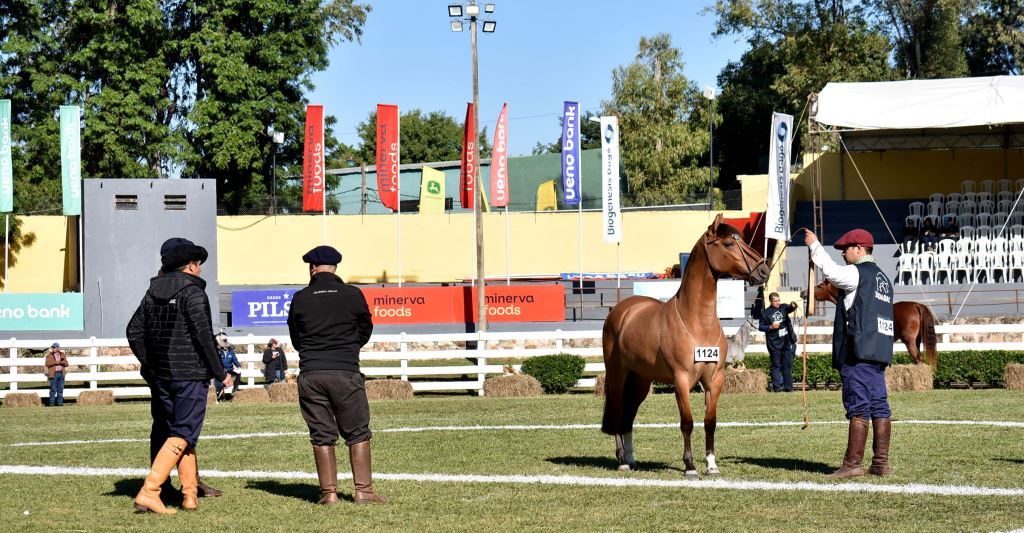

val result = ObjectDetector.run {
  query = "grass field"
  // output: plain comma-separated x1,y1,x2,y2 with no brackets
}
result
3,389,1024,532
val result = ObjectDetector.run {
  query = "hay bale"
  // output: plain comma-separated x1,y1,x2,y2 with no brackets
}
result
207,386,217,404
1004,363,1024,390
3,392,42,408
268,381,299,403
594,373,606,396
365,379,413,400
885,364,933,392
231,387,270,403
76,390,114,406
723,368,768,394
484,374,543,397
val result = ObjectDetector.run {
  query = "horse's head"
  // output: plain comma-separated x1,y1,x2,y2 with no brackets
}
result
799,280,839,305
703,214,770,285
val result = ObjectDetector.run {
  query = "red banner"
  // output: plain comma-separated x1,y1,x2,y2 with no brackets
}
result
358,285,565,324
376,104,400,211
459,103,476,209
489,103,509,207
302,105,325,212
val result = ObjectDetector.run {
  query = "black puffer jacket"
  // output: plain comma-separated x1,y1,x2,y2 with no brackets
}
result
127,271,226,382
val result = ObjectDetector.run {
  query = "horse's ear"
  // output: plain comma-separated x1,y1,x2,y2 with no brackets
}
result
707,213,723,236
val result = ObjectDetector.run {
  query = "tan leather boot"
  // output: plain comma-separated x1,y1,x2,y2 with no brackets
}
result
134,437,187,514
826,417,869,479
178,448,198,510
868,418,892,476
312,445,339,505
350,441,387,504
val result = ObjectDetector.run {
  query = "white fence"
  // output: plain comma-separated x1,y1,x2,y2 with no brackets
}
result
2,324,1023,399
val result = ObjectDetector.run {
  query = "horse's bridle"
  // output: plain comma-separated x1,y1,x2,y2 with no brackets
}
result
703,232,767,281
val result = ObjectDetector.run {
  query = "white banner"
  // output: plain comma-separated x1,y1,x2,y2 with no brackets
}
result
600,116,621,243
633,279,745,319
766,112,793,241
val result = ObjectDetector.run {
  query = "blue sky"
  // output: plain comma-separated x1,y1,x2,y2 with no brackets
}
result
308,1,750,158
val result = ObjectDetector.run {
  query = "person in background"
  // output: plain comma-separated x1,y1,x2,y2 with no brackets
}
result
758,294,800,392
920,218,939,252
939,215,959,241
44,342,69,407
215,332,242,401
901,219,919,252
262,338,288,387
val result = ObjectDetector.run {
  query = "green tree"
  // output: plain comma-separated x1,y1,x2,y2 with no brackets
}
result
355,108,491,165
869,0,969,78
601,34,714,206
531,110,602,155
964,0,1024,75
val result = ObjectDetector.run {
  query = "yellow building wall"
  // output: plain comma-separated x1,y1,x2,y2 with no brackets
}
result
216,210,755,284
795,149,1024,201
3,216,75,293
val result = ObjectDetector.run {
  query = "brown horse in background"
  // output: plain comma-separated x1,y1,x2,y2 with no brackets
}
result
808,280,938,367
602,214,770,477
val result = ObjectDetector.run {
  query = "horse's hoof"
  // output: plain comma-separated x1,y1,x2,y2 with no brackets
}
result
617,464,632,472
706,468,721,476
684,470,700,479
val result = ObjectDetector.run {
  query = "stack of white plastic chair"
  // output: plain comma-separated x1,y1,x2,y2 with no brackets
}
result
976,213,993,228
998,191,1014,203
905,214,922,229
947,192,963,203
1016,178,1024,193
959,225,977,241
923,214,940,229
915,252,937,285
928,192,944,204
1011,250,1024,283
978,192,993,204
963,192,979,205
926,201,943,218
953,252,973,284
962,180,977,194
989,252,1009,283
899,239,918,255
934,241,955,284
908,201,925,218
974,234,992,253
979,199,995,214
976,225,994,240
1010,224,1024,241
997,199,1012,214
993,213,1009,229
981,180,996,195
958,213,976,228
945,200,961,216
896,252,917,285
974,252,992,283
991,236,1009,256
1012,212,1024,226
960,200,978,216
998,179,1012,194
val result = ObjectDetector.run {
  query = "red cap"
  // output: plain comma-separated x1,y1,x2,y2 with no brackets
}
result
834,229,874,249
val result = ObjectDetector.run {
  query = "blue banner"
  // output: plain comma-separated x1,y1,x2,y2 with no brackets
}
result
231,289,298,327
561,101,581,205
0,293,84,331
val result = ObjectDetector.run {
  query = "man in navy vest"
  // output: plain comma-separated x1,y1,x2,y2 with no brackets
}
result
804,228,894,479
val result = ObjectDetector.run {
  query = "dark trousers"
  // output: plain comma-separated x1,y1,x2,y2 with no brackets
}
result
148,378,210,454
48,372,65,406
840,361,891,419
768,346,795,391
298,369,372,447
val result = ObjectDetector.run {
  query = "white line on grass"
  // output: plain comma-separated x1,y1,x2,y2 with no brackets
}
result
7,419,1024,448
2,464,1023,497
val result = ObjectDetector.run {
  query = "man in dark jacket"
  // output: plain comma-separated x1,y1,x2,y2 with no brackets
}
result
805,228,894,479
758,293,799,392
126,237,232,514
288,245,385,505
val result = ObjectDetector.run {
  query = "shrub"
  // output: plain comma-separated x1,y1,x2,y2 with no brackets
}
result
521,354,585,394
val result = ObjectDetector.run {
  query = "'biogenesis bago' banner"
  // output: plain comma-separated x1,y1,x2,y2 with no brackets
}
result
766,112,794,240
561,101,581,205
600,116,621,243
376,104,400,211
302,104,325,212
231,286,564,326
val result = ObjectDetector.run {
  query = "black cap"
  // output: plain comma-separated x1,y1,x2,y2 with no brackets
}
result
160,237,209,271
302,245,342,265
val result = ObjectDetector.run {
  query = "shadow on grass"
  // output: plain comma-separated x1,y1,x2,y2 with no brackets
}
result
546,455,679,473
994,457,1024,465
105,478,143,497
732,456,833,474
246,480,353,503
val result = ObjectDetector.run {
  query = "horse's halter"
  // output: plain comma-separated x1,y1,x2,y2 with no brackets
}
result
703,231,767,281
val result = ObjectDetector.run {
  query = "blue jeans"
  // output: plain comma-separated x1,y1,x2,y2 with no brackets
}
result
840,361,891,419
49,372,65,406
769,346,795,391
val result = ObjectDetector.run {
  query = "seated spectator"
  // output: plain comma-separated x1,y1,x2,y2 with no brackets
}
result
902,220,919,250
262,338,288,387
920,219,939,251
940,217,959,241
215,332,242,401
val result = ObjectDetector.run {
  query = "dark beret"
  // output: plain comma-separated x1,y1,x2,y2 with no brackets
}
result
161,237,209,271
302,245,342,265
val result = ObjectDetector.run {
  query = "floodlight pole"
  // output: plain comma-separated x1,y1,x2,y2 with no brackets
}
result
470,2,487,332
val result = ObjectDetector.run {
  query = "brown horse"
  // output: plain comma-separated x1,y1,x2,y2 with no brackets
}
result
602,214,770,476
808,280,937,367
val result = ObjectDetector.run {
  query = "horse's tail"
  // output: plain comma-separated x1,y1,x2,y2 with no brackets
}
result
919,303,938,368
601,369,642,435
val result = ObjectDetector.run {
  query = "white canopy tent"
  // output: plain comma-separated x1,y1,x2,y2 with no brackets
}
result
811,76,1024,151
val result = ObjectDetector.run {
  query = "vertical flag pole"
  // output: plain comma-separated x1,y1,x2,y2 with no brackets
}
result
504,205,510,285
616,243,621,304
577,161,583,315
3,214,7,293
397,113,402,288
320,109,327,244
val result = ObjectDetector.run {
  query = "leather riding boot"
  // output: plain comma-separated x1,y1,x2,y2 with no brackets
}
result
312,445,339,505
197,477,222,498
134,437,187,514
869,418,892,476
349,441,387,504
178,448,199,510
826,417,869,479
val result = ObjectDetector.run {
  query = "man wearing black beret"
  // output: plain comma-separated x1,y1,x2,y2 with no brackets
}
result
288,245,385,505
127,238,233,514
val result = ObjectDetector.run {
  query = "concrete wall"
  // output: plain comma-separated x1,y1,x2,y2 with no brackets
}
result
2,216,76,293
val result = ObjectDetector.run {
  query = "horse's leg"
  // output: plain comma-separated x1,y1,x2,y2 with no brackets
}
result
673,372,698,478
601,354,632,470
703,369,726,476
618,372,652,470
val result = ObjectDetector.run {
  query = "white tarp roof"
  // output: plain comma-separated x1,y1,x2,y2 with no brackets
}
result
813,76,1024,130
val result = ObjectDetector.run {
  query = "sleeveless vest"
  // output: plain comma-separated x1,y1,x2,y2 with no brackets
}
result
831,262,894,369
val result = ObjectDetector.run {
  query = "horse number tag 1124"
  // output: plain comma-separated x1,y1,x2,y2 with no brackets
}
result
694,346,720,363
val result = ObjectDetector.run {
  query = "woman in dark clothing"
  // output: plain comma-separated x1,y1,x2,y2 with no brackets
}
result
262,338,288,386
920,218,939,251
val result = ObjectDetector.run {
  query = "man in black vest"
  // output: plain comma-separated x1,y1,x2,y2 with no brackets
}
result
758,293,799,392
805,228,894,479
288,245,386,505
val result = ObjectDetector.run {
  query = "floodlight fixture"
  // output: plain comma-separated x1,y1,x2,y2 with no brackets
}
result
273,132,284,144
448,5,462,17
465,4,480,17
703,86,716,100
451,20,464,32
482,20,496,33
484,3,495,13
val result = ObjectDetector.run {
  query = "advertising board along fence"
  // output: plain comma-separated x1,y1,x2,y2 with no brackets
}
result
1,324,1023,399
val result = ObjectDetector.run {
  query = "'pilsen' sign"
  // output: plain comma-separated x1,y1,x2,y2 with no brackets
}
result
231,285,565,327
